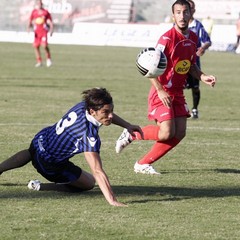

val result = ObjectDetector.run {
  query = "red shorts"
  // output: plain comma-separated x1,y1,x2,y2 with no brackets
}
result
33,31,48,47
148,95,190,122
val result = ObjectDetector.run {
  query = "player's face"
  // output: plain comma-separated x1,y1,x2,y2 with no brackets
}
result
35,0,43,9
91,104,114,126
172,4,191,33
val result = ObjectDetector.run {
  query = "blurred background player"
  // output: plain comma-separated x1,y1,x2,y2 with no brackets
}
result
185,0,212,119
27,0,53,67
115,0,216,175
235,12,240,53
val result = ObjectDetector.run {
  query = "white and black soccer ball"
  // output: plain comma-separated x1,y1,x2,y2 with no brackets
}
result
136,47,167,78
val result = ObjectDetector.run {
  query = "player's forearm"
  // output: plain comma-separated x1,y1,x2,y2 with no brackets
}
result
49,23,54,34
112,113,131,128
189,64,203,80
93,171,118,205
149,77,164,91
27,22,32,32
84,152,117,205
201,42,211,51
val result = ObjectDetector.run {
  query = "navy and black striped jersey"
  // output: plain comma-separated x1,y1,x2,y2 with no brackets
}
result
32,101,101,163
189,19,211,67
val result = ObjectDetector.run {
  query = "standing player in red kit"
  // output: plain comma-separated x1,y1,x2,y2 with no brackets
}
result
115,0,216,174
28,0,53,67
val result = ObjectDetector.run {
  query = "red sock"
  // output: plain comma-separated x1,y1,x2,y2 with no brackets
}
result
46,52,51,59
138,137,180,165
132,125,159,140
37,57,42,63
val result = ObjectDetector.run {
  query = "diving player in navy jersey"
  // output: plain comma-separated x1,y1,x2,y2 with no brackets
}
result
0,88,143,207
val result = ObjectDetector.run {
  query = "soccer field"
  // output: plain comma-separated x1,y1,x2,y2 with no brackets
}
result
0,42,240,240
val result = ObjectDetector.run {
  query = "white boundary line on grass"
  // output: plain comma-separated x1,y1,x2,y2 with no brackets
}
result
0,123,239,131
188,126,240,132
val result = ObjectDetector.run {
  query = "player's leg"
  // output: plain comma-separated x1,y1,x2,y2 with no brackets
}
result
192,87,200,109
33,34,42,67
131,111,176,174
115,104,175,153
44,45,51,59
236,35,240,46
191,79,200,119
28,151,95,192
132,119,175,141
134,119,177,173
41,34,52,67
44,45,52,67
134,117,186,174
173,116,187,140
68,170,95,190
133,97,188,174
186,74,198,118
34,46,41,60
0,150,32,175
29,170,95,192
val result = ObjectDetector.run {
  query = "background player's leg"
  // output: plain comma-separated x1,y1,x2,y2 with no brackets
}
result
34,46,42,67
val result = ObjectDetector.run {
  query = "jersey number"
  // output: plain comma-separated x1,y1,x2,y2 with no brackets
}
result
55,111,77,135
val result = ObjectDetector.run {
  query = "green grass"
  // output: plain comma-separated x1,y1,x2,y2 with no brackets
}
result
0,42,240,240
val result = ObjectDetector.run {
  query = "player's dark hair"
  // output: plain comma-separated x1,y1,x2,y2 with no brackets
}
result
82,87,113,112
172,0,191,13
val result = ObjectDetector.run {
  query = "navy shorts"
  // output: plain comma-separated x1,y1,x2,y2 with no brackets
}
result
185,74,200,89
28,142,82,184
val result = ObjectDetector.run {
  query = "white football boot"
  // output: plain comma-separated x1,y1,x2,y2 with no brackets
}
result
134,162,160,175
115,129,132,153
46,59,52,67
28,180,41,191
35,62,42,67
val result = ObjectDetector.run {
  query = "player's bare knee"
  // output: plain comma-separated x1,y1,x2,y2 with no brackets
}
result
82,177,95,191
158,129,175,141
89,176,96,188
87,182,95,190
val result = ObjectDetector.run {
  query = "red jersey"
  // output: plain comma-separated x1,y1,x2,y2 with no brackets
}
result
156,27,197,94
30,8,52,34
148,27,198,114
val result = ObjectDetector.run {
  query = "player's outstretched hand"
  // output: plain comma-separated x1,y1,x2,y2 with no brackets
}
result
126,125,144,139
201,75,216,88
110,201,128,207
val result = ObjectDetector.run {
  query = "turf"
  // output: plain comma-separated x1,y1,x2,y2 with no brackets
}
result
0,42,240,240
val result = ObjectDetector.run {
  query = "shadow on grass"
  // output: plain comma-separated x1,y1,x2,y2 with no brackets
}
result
214,168,240,174
1,168,239,201
1,183,240,203
160,168,240,174
121,185,240,204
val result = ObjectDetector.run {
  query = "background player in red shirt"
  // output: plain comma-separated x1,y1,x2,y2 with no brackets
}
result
27,0,53,67
116,0,216,175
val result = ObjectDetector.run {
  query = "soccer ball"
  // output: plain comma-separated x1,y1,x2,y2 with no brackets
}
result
136,47,167,78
